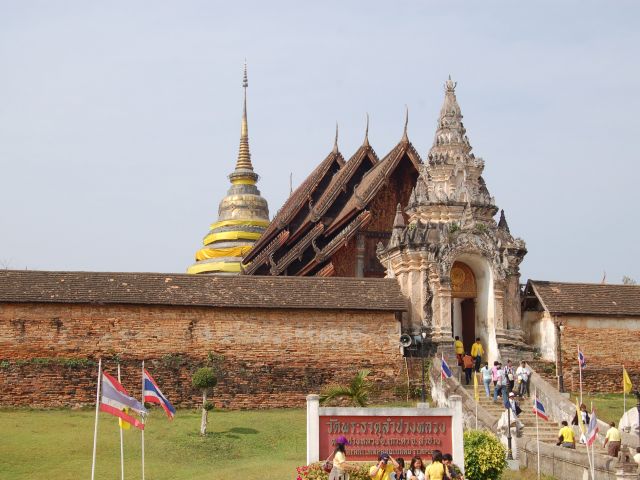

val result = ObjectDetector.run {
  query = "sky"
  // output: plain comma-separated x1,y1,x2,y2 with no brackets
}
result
1,1,639,283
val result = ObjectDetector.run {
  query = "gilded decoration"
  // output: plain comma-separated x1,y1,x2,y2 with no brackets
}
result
451,261,476,298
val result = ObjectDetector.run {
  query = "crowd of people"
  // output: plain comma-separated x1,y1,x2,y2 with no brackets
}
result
326,436,464,480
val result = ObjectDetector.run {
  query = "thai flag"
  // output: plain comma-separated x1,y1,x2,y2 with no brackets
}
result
578,350,586,369
586,408,599,447
143,369,176,419
441,357,453,379
532,396,548,421
101,372,147,430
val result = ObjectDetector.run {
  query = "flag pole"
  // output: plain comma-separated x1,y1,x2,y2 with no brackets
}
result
117,363,125,480
141,360,145,480
535,388,540,480
91,358,102,480
623,365,626,421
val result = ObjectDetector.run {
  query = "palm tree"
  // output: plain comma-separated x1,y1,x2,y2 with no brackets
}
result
320,369,372,407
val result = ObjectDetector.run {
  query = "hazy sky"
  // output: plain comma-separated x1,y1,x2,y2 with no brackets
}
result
1,1,639,283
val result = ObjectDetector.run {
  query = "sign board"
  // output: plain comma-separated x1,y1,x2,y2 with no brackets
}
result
306,395,464,472
319,414,452,460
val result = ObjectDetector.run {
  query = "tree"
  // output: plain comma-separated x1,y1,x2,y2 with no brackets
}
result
192,367,217,436
319,369,372,407
622,276,637,285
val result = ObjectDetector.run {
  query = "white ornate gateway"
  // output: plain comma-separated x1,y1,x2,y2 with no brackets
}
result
377,78,529,362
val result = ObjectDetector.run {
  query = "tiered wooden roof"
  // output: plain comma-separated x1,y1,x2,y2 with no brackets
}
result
243,132,422,276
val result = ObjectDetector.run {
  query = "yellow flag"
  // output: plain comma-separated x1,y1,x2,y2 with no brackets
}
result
473,371,479,401
576,398,586,434
623,367,633,394
119,408,131,430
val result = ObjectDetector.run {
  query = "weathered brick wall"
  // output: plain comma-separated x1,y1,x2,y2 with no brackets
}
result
560,324,640,394
0,303,403,409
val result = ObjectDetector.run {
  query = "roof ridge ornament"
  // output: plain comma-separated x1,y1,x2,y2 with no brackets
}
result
363,113,370,147
445,75,456,93
332,122,339,153
401,105,409,143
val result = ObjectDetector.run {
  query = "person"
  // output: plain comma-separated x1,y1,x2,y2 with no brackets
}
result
480,362,492,397
425,450,445,480
557,420,576,449
406,457,425,480
571,404,590,444
506,392,523,436
442,453,464,479
492,363,504,403
470,338,484,372
329,435,351,480
370,452,399,480
633,447,640,465
462,352,474,385
604,421,622,457
391,458,406,480
504,360,515,393
515,361,530,397
454,336,464,366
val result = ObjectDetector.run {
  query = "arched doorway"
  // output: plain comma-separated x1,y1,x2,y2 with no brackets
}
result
450,261,477,354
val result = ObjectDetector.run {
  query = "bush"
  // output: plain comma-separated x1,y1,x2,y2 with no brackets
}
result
464,430,507,480
192,367,217,390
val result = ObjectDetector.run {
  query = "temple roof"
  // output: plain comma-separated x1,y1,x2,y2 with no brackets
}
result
0,270,407,311
523,280,640,317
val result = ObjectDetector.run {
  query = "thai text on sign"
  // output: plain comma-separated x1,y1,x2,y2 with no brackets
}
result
319,415,452,461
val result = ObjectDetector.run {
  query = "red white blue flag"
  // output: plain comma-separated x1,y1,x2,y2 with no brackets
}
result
578,349,586,369
143,369,176,419
441,357,453,379
532,396,548,421
586,407,599,446
101,372,147,430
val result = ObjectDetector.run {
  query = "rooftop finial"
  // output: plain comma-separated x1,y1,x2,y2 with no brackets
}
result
445,75,457,93
332,122,339,153
363,113,370,147
242,60,248,88
401,105,409,142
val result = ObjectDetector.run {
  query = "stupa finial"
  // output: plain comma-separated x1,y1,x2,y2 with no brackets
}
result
233,61,255,176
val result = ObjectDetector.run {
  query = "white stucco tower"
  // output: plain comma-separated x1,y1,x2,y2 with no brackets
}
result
377,78,529,363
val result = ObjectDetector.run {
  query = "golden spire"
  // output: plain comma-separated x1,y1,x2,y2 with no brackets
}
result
234,62,254,174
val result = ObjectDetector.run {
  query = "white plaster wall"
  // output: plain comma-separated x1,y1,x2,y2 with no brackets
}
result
564,315,640,329
452,298,462,339
453,254,497,364
522,310,556,361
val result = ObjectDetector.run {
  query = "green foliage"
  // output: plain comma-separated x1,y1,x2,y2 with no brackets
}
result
0,360,10,369
296,463,371,480
319,369,371,407
464,430,507,480
474,223,488,234
203,401,215,411
161,353,188,370
0,358,96,369
192,367,217,391
449,222,460,233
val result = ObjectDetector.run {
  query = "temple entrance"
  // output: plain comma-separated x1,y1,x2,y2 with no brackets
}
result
451,261,477,354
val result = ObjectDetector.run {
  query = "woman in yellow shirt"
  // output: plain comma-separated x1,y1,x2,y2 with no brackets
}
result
329,435,350,480
425,451,445,480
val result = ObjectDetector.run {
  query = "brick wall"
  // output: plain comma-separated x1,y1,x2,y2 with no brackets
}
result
0,302,403,409
560,324,640,394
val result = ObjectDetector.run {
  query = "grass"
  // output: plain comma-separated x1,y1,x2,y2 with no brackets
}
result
569,392,628,424
0,408,305,480
0,407,560,480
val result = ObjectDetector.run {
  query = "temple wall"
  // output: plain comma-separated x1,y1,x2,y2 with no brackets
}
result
523,311,640,392
0,302,403,409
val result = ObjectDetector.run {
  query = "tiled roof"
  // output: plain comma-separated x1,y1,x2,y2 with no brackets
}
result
0,270,407,311
528,280,640,316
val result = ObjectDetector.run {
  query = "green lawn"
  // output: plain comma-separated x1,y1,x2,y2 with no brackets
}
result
0,408,306,480
0,407,557,480
569,392,630,424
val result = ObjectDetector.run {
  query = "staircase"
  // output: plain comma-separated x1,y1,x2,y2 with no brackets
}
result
461,374,609,456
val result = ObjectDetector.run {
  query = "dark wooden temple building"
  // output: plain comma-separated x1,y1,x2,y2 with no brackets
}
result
242,121,421,277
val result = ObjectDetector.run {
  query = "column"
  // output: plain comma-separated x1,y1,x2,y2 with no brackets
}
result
449,395,465,474
306,394,320,465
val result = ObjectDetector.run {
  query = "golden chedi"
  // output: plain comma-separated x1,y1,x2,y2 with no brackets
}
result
188,65,269,275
